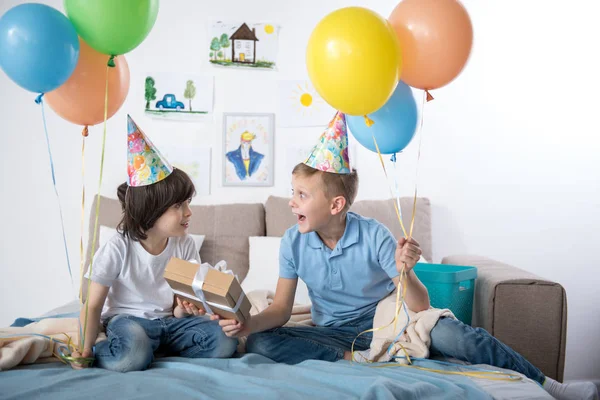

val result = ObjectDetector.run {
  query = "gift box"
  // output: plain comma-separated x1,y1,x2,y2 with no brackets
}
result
164,258,251,323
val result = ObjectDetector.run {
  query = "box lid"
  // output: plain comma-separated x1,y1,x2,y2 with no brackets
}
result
164,258,198,282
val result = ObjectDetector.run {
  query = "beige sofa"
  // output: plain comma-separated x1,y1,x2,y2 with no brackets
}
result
85,194,567,381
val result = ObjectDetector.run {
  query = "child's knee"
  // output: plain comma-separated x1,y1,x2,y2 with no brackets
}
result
213,333,238,358
431,317,465,339
207,323,238,358
97,318,153,372
184,324,238,358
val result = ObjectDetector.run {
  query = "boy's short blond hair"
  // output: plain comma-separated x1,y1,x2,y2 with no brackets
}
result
292,163,359,211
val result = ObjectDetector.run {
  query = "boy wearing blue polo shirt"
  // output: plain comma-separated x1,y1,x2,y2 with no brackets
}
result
214,113,596,400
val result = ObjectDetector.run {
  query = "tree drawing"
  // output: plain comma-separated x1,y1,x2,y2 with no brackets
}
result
210,37,221,60
219,33,231,60
217,51,223,60
183,80,196,111
145,76,157,110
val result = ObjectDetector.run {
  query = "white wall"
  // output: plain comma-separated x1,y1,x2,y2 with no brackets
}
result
1,0,598,381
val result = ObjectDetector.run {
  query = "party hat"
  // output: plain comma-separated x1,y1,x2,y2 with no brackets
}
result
127,115,173,187
304,111,351,174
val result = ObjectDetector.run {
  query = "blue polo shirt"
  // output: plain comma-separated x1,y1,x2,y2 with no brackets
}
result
279,212,399,327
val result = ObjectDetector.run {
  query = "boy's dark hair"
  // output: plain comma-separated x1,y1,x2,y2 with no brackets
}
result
292,163,359,211
117,168,195,241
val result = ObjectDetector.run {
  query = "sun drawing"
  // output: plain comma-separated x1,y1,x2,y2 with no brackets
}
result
291,82,324,116
264,24,274,34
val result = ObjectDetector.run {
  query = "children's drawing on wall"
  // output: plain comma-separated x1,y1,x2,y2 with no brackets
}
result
278,80,336,127
208,21,280,70
144,74,214,121
223,113,274,186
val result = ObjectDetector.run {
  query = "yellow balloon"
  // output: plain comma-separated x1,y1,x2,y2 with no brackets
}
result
306,7,402,116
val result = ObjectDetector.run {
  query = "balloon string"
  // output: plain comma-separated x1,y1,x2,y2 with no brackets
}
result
80,63,109,351
351,88,429,367
371,134,409,238
352,90,519,382
78,136,86,303
371,359,523,382
351,266,412,364
351,134,418,364
36,94,74,288
391,157,403,228
414,90,427,186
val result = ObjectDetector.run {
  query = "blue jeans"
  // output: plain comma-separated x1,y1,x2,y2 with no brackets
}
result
246,311,374,363
95,314,238,372
247,316,545,384
429,317,545,384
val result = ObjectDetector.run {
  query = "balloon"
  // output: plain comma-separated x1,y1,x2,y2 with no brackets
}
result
347,81,418,154
0,3,79,93
388,0,473,90
45,39,130,129
64,0,159,55
306,7,401,116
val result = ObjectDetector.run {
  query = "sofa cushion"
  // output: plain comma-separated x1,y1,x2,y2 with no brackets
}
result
265,196,432,262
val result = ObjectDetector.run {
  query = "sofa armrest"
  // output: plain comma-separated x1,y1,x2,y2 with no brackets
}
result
442,254,567,382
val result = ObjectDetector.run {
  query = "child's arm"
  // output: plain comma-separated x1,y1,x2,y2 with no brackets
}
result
394,237,430,313
213,277,297,338
71,280,109,369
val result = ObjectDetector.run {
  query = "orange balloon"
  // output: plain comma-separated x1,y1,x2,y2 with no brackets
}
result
45,38,130,129
389,0,473,90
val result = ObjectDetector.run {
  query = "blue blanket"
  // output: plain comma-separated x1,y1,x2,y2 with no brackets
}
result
0,354,492,400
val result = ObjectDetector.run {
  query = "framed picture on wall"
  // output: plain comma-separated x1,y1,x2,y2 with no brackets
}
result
222,113,275,186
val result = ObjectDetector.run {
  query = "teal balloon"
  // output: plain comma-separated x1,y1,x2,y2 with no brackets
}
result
0,3,79,93
347,81,418,154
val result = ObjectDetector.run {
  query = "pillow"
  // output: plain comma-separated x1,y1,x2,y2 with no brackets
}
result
98,225,205,255
246,236,311,305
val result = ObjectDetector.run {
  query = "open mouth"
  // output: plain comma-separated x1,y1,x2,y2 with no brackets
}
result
296,214,306,223
181,222,189,228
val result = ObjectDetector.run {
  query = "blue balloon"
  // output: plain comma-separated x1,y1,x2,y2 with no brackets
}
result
347,81,418,154
0,3,79,93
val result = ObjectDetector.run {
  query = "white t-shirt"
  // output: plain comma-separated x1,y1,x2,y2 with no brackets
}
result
86,233,199,321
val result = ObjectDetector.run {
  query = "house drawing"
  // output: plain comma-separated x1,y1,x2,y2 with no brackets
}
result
230,23,259,64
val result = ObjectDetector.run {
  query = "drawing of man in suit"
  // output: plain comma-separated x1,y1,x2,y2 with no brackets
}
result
226,130,264,180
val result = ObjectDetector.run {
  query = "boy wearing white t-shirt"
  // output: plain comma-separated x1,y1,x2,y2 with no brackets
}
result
71,116,237,372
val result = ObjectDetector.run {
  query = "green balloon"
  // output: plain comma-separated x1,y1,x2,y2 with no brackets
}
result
64,0,159,55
